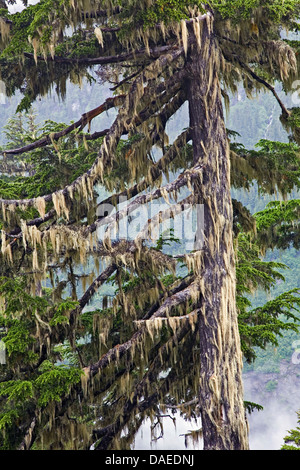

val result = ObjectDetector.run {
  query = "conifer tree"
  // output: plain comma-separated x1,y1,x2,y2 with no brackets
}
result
0,0,300,451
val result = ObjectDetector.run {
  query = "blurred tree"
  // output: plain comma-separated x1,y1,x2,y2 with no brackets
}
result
0,0,300,451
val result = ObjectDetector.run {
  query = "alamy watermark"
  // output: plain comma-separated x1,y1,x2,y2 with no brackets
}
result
96,198,205,251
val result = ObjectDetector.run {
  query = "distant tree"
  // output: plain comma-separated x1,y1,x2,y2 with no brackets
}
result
0,0,300,451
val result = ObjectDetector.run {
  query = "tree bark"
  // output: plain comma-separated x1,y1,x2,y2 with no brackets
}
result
185,15,249,450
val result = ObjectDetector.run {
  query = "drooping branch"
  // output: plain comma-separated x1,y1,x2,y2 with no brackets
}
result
0,95,125,157
0,48,185,217
7,126,190,241
4,81,187,242
135,309,198,326
8,209,56,237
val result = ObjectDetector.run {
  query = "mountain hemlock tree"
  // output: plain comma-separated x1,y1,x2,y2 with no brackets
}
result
0,0,300,451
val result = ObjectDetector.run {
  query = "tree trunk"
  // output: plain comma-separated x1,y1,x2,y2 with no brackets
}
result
185,15,249,450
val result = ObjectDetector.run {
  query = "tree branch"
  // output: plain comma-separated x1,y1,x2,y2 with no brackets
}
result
92,315,197,448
